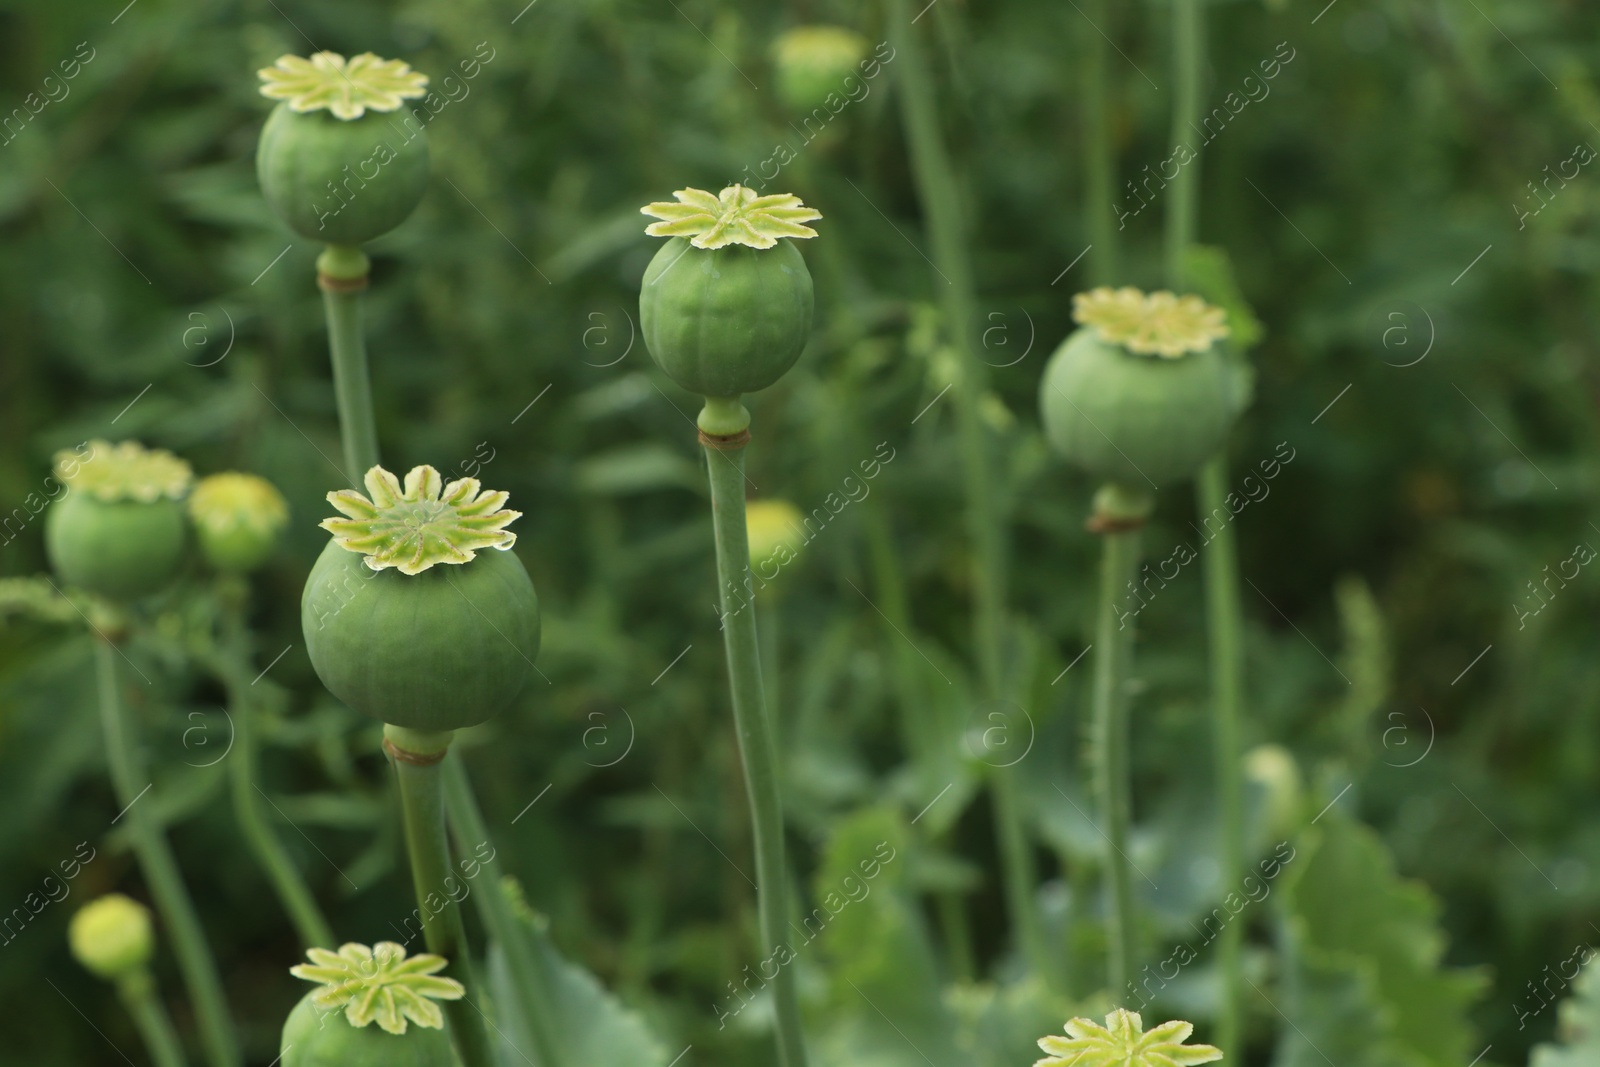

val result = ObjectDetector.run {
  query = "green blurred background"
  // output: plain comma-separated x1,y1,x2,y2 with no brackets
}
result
1,0,1597,1063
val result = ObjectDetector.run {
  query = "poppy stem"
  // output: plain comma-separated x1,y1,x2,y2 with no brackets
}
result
385,725,496,1067
701,407,808,1067
116,969,190,1067
95,636,241,1067
1091,523,1142,999
318,245,380,485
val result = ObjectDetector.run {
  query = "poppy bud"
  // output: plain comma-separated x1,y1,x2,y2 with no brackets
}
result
69,894,153,981
746,499,805,576
187,472,289,573
771,26,870,115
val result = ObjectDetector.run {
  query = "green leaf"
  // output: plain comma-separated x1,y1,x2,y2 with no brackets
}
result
1273,810,1487,1067
808,807,964,1067
1331,574,1392,763
949,977,1082,1067
1182,245,1262,414
1182,246,1264,352
1530,959,1600,1067
1271,941,1416,1067
575,445,703,495
486,878,672,1067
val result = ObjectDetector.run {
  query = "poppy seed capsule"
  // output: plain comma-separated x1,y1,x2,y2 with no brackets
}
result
45,440,192,602
282,996,454,1067
283,941,462,1067
256,52,431,246
639,186,820,399
1039,287,1237,487
301,466,539,732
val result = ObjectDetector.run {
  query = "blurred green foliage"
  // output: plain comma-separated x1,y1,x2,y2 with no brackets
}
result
1,0,1599,1063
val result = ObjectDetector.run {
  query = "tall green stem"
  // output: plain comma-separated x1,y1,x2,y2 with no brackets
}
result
385,727,495,1067
761,595,782,751
1084,0,1118,285
1165,0,1203,289
1090,525,1141,998
95,638,241,1067
1197,458,1245,1051
1163,0,1245,1049
701,408,807,1067
318,245,379,484
442,753,564,1067
213,585,334,950
888,0,1048,980
117,971,190,1067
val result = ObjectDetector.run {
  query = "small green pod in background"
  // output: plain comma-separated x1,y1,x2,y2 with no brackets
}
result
45,440,192,602
69,894,154,981
282,941,462,1067
1039,287,1237,489
256,52,432,246
746,498,806,578
187,471,290,573
771,26,870,116
639,186,820,403
301,465,540,732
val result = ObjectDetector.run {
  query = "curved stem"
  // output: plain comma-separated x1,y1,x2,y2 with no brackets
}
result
888,0,1047,981
386,728,496,1067
116,970,190,1067
319,247,379,484
1084,0,1118,285
206,580,334,949
226,697,335,948
703,429,808,1067
441,753,564,1067
95,638,241,1067
1091,527,1141,998
1198,458,1245,1051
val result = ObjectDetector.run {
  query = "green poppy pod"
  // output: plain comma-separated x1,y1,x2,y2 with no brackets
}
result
639,185,822,400
281,997,453,1067
45,440,192,602
1039,287,1237,488
187,471,290,573
301,466,539,732
771,26,870,116
283,941,463,1067
256,52,432,246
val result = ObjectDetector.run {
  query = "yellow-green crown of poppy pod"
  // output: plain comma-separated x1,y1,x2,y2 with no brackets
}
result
1035,1009,1223,1067
642,184,821,250
290,941,464,1034
56,439,192,502
1072,286,1231,359
258,51,429,120
321,465,520,577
